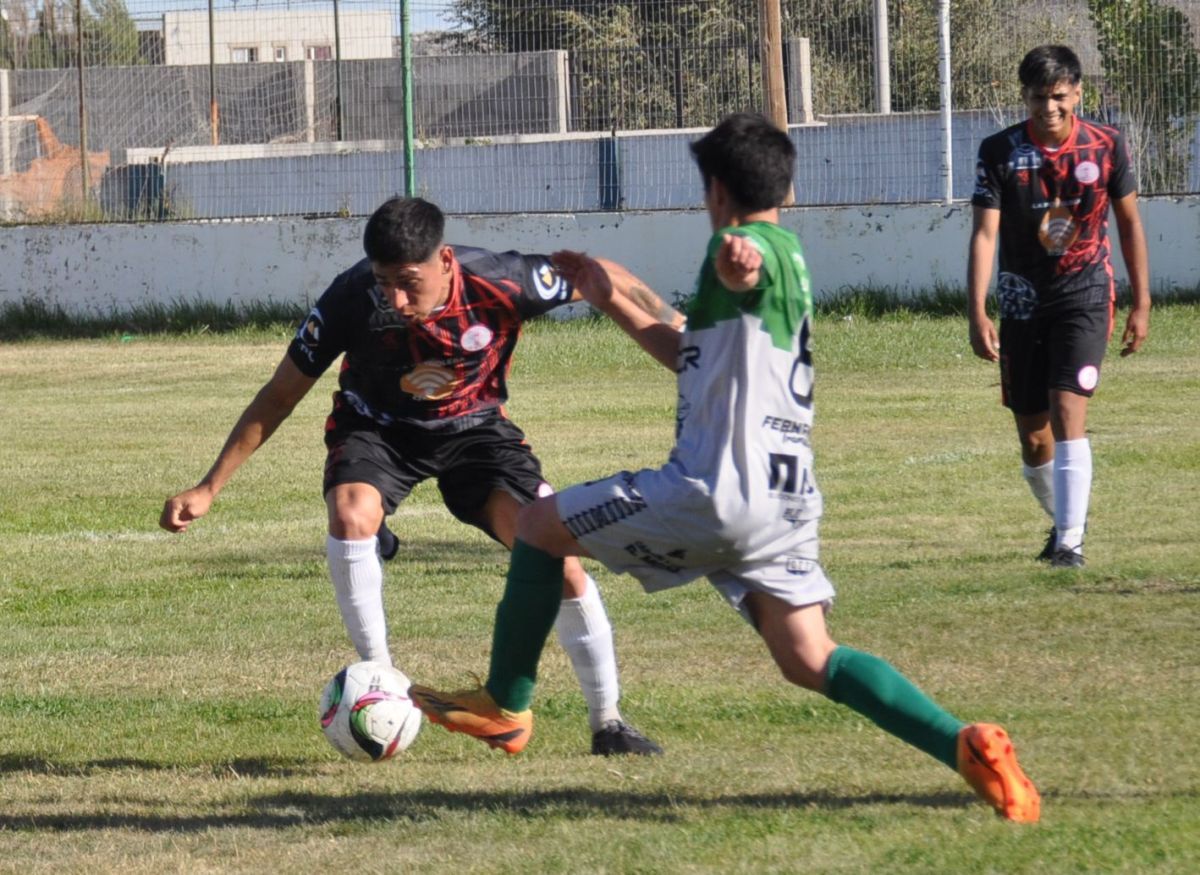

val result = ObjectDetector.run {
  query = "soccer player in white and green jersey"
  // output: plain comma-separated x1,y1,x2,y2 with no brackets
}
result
411,113,1041,822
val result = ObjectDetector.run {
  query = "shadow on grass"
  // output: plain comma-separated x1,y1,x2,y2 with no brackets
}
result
0,784,983,832
0,754,315,779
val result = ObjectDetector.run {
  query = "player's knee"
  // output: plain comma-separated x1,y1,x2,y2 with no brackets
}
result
514,496,559,545
775,646,833,692
327,494,385,540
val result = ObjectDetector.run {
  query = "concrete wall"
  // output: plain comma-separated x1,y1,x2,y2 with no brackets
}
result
1,198,1196,315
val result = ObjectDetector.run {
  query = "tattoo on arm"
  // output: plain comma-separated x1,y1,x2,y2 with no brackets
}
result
627,282,686,329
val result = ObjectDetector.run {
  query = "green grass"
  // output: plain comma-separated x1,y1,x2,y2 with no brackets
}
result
1,305,1198,873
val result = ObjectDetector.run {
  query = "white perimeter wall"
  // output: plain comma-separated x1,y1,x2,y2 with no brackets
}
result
1,199,1196,315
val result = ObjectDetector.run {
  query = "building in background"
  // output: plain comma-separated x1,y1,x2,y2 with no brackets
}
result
161,9,394,66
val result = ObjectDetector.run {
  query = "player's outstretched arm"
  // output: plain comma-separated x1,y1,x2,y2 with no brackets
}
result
553,250,681,370
1112,191,1151,357
595,256,686,330
713,233,763,293
159,355,318,533
966,206,1001,362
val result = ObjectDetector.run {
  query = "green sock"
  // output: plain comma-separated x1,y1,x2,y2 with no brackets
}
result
824,645,965,770
484,539,564,712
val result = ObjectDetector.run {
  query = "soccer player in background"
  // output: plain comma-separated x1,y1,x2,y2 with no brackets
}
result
410,113,1041,822
967,44,1150,568
160,196,672,756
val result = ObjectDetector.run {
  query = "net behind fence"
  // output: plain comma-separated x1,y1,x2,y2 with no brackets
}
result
0,0,1197,221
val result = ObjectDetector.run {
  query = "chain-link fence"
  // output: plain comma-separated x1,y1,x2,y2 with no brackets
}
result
1,0,1197,221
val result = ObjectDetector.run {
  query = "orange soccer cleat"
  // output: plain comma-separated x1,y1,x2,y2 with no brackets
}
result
957,722,1041,823
409,683,532,754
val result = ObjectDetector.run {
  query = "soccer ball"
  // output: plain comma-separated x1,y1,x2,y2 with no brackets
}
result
319,661,422,762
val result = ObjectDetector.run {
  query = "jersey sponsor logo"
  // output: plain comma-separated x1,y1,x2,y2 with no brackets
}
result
622,541,686,574
762,415,812,446
1074,160,1100,184
461,323,493,352
1038,200,1080,255
1076,364,1099,391
399,363,461,400
676,344,701,373
997,273,1038,320
1008,143,1042,171
297,307,324,347
532,263,565,301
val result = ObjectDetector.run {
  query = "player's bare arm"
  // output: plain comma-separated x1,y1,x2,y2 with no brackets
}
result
160,355,318,532
967,206,1001,362
1111,191,1151,357
596,256,687,330
714,233,763,292
552,250,681,369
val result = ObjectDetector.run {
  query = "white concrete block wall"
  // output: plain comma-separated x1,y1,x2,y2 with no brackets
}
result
0,199,1195,315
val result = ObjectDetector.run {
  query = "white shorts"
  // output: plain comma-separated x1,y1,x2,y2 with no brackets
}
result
556,467,835,622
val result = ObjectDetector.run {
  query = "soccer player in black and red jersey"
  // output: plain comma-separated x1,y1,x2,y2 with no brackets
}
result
967,44,1150,568
160,196,678,755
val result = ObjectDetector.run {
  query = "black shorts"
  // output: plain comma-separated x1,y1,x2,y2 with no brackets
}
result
322,403,546,539
998,299,1114,415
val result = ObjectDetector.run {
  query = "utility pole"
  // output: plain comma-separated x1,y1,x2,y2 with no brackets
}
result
759,0,787,131
759,0,792,204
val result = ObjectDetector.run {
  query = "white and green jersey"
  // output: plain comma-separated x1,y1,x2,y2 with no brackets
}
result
667,221,821,558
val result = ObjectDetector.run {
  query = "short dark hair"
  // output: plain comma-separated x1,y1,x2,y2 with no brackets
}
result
689,112,795,211
1018,45,1082,90
362,197,445,264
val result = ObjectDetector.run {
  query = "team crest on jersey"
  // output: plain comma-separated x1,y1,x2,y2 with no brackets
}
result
399,364,460,400
461,323,493,352
1074,160,1100,184
532,263,565,300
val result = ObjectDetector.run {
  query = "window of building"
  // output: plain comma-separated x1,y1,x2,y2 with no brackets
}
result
273,46,287,62
231,46,259,63
305,45,333,61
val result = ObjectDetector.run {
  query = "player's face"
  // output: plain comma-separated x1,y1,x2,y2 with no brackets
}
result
1023,79,1081,145
372,246,453,319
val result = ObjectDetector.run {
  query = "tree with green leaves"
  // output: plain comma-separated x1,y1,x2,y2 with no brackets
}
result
1087,0,1200,192
85,0,143,67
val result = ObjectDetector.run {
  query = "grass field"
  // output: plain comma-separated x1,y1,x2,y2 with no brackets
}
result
1,306,1197,873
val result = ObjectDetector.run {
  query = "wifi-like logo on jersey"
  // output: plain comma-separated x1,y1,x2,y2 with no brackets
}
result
400,364,460,400
1038,200,1079,256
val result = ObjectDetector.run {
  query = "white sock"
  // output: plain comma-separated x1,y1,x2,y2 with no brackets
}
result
1053,438,1092,552
555,574,622,731
326,535,392,665
1022,460,1055,519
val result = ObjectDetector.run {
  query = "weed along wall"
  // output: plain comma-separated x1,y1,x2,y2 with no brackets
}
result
1,199,1196,314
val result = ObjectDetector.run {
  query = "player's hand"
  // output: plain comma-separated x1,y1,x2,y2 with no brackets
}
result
715,233,762,291
1120,304,1150,357
160,486,214,533
968,314,1000,362
551,250,614,308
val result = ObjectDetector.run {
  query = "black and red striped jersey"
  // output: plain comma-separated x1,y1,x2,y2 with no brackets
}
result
287,245,574,431
972,117,1136,311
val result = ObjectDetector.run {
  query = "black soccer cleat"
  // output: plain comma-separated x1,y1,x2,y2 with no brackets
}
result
376,519,399,561
1049,547,1085,568
591,720,664,757
1036,526,1057,562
